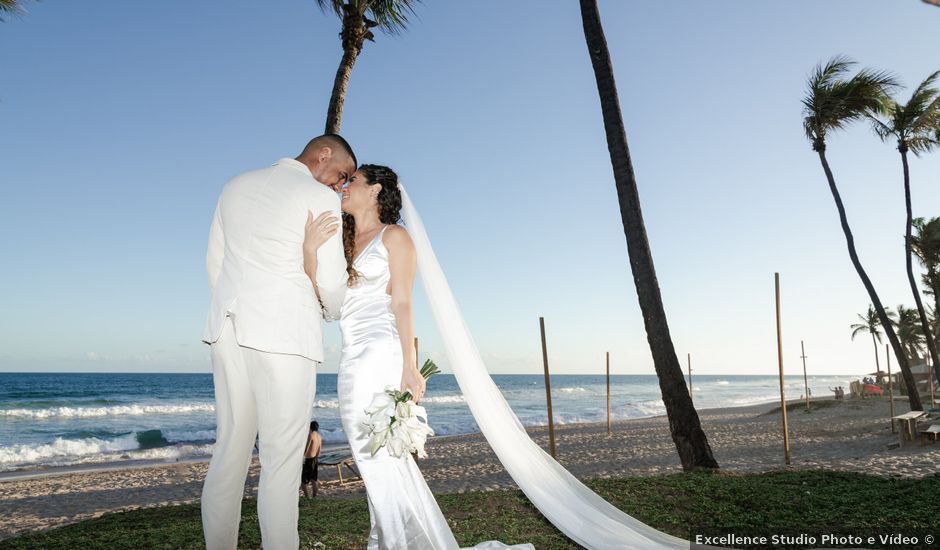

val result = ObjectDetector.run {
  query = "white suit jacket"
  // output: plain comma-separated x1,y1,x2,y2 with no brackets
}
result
201,158,348,362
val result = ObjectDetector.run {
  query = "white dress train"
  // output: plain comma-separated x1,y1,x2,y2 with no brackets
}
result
398,185,695,550
337,225,533,550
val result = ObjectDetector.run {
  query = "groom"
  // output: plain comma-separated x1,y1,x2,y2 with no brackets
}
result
200,134,354,549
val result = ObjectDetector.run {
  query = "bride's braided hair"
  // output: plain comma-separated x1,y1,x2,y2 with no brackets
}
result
343,164,402,286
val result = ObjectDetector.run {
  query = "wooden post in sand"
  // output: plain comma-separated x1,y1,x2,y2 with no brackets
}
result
801,340,810,411
687,353,693,402
414,337,419,364
929,354,936,407
775,273,791,465
539,317,557,458
606,351,611,434
887,343,896,433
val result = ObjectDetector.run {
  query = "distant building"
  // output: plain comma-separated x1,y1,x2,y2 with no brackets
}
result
889,361,938,398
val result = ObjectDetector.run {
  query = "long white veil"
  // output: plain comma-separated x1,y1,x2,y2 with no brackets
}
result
399,185,691,550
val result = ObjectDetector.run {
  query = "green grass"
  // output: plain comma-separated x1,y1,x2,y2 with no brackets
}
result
2,470,938,549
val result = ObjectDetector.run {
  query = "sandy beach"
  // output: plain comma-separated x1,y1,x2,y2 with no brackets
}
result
1,397,938,541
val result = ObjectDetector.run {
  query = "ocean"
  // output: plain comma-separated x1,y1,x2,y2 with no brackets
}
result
0,372,853,472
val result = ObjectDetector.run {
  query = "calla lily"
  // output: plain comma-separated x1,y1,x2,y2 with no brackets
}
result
369,424,390,456
362,360,441,459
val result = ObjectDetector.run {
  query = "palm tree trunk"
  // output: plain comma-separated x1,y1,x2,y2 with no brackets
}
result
325,47,360,134
935,292,940,345
579,0,718,470
901,149,940,389
872,333,881,374
933,278,940,321
817,149,923,409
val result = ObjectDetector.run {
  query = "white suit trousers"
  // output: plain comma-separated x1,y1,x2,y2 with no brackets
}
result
201,315,317,550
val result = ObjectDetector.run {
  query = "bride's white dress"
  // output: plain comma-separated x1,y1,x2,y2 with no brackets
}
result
333,185,697,549
337,225,532,550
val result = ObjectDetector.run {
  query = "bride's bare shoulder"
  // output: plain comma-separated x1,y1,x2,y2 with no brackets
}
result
382,224,414,253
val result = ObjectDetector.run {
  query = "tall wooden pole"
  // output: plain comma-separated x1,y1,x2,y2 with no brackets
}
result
801,340,810,411
887,343,896,433
687,353,693,402
929,353,936,407
775,273,791,465
606,351,611,434
539,317,557,458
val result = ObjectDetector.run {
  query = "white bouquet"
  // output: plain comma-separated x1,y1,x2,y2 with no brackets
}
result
363,359,440,459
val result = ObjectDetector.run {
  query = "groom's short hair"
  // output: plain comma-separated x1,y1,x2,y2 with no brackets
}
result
304,134,357,167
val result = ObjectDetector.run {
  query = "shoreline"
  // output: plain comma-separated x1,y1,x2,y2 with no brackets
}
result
0,396,799,482
3,395,937,540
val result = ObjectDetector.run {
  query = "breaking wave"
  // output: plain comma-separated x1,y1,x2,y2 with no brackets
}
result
0,403,215,419
0,428,218,470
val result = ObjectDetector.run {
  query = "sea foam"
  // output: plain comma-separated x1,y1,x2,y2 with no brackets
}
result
0,403,215,419
0,431,216,470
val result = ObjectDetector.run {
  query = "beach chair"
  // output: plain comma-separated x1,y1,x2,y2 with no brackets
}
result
317,448,362,484
918,424,940,445
849,381,861,399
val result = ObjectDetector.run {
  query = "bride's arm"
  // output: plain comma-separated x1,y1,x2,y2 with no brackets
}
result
385,225,425,403
303,210,340,302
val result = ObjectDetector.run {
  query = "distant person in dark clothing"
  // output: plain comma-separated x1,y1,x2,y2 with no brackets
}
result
301,421,322,498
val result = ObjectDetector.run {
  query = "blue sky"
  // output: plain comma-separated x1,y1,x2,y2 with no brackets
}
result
1,1,938,376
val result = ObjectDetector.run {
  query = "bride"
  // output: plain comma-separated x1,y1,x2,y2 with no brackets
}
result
304,165,693,550
304,164,531,550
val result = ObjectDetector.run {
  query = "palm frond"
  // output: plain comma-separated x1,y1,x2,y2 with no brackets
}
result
871,69,940,154
910,94,940,139
912,217,940,270
835,67,899,117
802,56,855,141
907,135,939,155
868,111,895,142
315,0,420,35
905,70,940,115
894,305,920,327
313,0,345,17
850,305,884,341
367,0,420,34
0,0,26,21
801,56,898,145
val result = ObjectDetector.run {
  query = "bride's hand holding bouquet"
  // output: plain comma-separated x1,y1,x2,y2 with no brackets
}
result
363,359,441,459
400,358,427,403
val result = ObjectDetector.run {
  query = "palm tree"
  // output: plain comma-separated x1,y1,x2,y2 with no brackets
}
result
890,305,927,363
578,0,717,470
870,71,940,388
315,0,419,133
929,305,940,346
802,57,923,410
851,305,887,378
912,217,940,342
